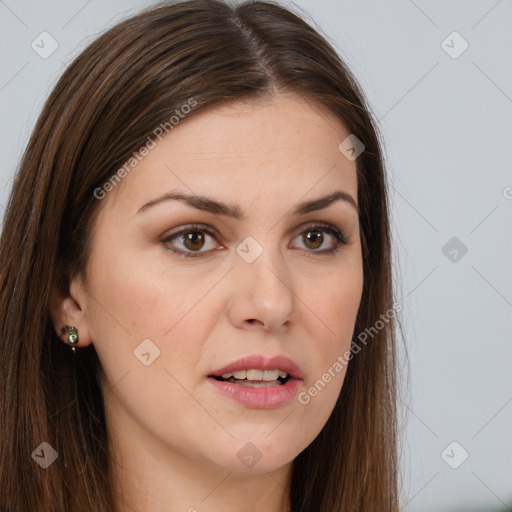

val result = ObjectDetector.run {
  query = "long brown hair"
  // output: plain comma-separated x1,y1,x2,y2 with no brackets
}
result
0,0,404,510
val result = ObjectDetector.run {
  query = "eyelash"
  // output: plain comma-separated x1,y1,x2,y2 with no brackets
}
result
161,222,349,259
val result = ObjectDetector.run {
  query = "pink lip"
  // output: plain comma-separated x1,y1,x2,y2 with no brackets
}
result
207,354,304,410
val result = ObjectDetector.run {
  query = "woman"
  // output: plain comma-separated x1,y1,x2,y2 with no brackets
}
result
0,0,403,510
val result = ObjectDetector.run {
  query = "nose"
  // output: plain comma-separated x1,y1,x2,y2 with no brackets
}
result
226,239,298,333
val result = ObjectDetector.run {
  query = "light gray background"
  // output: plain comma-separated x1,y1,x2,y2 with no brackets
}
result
1,1,511,511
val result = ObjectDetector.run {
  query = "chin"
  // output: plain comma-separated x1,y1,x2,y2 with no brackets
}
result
206,436,301,475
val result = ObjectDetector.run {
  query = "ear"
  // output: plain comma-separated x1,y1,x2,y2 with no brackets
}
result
48,269,93,349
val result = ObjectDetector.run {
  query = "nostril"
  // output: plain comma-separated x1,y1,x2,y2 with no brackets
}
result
245,319,268,329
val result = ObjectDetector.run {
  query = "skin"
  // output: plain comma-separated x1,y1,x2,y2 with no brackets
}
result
50,92,364,512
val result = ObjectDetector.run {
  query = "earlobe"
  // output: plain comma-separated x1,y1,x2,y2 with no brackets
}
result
60,325,80,352
48,270,93,349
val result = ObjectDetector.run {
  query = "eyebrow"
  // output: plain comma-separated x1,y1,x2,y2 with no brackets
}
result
136,190,358,218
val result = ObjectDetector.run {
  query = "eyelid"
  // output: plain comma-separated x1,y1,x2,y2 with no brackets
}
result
162,223,222,252
295,221,350,249
164,220,347,239
163,223,217,239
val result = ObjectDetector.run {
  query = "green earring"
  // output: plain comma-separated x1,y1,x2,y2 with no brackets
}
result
60,325,79,352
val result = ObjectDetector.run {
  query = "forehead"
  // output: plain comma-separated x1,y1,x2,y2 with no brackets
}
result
171,93,351,158
102,92,358,218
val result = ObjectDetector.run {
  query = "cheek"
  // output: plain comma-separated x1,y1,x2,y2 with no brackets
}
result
296,265,362,416
86,238,217,338
84,244,229,409
287,257,360,361
85,251,222,451
306,266,363,353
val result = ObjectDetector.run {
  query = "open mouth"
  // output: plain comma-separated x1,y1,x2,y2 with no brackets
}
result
211,369,291,388
207,360,302,408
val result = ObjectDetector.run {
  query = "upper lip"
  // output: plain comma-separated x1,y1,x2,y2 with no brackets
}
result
209,354,304,380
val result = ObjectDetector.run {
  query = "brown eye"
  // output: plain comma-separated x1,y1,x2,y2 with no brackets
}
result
182,230,206,251
302,229,324,250
162,224,219,257
291,223,348,254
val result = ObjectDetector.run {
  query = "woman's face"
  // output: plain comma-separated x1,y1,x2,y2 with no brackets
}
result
75,92,363,475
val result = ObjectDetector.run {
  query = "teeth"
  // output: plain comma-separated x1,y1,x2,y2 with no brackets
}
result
247,369,263,380
220,369,289,381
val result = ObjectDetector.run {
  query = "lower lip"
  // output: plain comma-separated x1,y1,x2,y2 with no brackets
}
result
207,377,302,409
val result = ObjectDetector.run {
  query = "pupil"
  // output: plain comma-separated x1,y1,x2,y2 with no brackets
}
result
184,231,204,250
305,230,322,249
